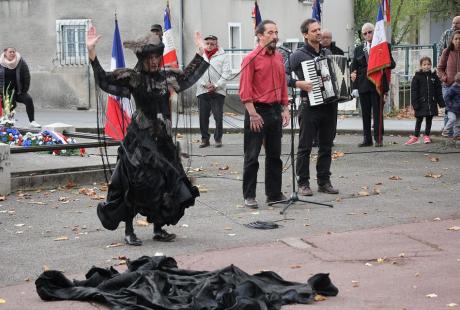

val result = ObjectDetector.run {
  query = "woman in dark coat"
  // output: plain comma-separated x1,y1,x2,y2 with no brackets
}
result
86,25,209,245
405,56,445,145
0,47,41,127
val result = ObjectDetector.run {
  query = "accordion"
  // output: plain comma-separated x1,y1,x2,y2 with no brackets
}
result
301,55,351,106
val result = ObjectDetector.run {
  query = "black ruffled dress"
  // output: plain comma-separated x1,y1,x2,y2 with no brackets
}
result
91,54,209,229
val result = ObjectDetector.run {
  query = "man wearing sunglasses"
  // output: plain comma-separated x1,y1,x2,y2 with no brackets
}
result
351,23,395,147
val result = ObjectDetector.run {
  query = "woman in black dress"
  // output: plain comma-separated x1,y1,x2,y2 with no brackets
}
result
86,25,209,245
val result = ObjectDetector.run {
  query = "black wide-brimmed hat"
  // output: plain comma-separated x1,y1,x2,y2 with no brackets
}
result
123,32,165,60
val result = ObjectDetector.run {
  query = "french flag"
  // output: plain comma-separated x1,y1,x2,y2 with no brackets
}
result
367,0,392,95
163,3,179,68
105,18,132,141
252,1,262,29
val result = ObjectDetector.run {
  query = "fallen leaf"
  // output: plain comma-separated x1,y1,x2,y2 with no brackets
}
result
433,217,441,221
54,236,69,241
365,262,373,267
106,242,124,248
375,182,383,185
196,185,208,193
181,224,189,228
79,188,96,196
415,272,420,277
289,264,302,269
376,258,385,264
43,265,49,271
428,156,439,162
358,191,369,196
425,293,438,298
0,196,5,201
425,172,442,179
227,233,236,237
0,298,5,304
389,176,402,180
351,280,359,287
399,253,406,257
14,223,25,227
16,231,24,234
136,219,149,227
448,226,460,231
314,294,327,301
224,226,232,230
65,180,76,189
219,165,230,170
447,303,458,307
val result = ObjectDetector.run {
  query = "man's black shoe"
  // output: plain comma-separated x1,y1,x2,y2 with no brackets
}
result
199,139,210,148
318,183,339,194
153,229,176,242
266,193,288,203
358,142,373,147
124,233,142,246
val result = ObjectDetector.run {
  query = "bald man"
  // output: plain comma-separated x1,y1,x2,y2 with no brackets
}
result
321,30,344,55
438,16,460,59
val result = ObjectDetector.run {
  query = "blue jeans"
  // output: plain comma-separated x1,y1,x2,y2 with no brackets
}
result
442,86,453,136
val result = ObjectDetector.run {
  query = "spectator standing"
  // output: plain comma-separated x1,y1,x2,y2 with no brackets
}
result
0,47,40,128
405,57,444,145
196,35,231,148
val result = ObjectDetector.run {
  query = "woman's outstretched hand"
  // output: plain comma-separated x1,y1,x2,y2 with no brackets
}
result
194,32,205,56
86,24,102,61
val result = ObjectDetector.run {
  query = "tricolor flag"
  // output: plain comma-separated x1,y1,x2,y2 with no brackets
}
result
252,1,262,29
163,2,179,68
104,18,132,141
312,0,322,22
367,0,392,95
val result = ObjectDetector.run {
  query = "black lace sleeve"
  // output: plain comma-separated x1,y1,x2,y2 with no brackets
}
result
90,57,134,98
167,54,209,93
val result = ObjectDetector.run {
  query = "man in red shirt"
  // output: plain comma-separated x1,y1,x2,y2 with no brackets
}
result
239,20,290,209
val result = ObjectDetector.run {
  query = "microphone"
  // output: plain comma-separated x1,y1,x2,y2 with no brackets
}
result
277,45,292,53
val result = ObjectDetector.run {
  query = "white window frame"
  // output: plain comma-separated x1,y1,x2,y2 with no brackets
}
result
56,19,91,65
228,22,243,74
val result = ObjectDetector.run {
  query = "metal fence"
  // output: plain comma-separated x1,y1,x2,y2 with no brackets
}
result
391,44,437,110
225,44,440,112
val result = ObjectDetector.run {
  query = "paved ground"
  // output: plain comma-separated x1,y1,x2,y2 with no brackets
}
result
0,109,459,309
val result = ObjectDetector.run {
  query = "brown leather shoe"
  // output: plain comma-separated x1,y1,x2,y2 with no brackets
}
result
298,185,313,196
199,139,210,148
318,183,339,194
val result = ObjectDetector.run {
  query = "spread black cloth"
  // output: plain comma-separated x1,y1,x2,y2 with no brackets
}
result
36,255,338,309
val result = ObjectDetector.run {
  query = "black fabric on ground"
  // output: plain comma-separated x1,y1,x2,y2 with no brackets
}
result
36,255,338,310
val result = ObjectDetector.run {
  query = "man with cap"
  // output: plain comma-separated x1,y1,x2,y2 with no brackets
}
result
196,35,231,148
151,24,163,40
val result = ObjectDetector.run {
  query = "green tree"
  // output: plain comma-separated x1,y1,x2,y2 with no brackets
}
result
354,0,432,44
427,0,460,21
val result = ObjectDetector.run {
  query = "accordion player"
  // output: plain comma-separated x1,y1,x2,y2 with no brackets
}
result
301,55,351,106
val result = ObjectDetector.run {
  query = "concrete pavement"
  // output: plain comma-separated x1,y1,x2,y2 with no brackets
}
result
1,219,459,309
1,108,459,309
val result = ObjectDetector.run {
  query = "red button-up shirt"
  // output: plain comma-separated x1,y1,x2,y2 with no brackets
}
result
239,45,288,106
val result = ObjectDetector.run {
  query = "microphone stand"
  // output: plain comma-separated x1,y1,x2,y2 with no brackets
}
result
269,46,333,215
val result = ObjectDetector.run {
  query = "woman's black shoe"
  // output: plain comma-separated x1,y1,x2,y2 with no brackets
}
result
124,233,142,246
153,230,176,242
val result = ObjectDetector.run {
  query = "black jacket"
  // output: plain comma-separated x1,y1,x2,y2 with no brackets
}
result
350,43,396,94
327,42,345,56
410,70,445,117
0,59,31,95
